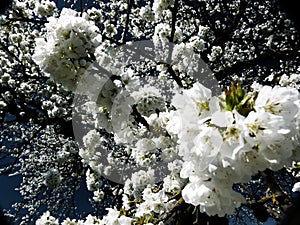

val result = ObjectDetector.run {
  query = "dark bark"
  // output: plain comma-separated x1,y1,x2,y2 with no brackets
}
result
0,0,11,14
280,194,300,225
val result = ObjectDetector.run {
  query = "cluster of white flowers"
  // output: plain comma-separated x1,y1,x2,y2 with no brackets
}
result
86,169,102,192
124,168,155,199
80,129,104,175
84,7,103,23
75,56,300,218
111,85,177,165
36,210,132,225
134,188,176,219
97,208,132,225
121,171,183,224
162,159,185,193
34,0,57,17
79,67,179,177
152,0,174,13
74,83,298,224
164,82,300,216
33,8,102,91
36,211,59,225
207,46,223,61
2,0,300,223
279,73,300,89
38,35,300,220
152,0,175,19
153,23,172,45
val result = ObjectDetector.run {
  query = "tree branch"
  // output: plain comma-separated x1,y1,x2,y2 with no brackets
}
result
169,0,179,43
122,0,134,44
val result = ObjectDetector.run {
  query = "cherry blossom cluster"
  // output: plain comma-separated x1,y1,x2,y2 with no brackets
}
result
37,80,300,224
165,82,300,216
1,0,299,224
32,2,300,222
78,71,180,181
33,8,102,91
36,210,133,225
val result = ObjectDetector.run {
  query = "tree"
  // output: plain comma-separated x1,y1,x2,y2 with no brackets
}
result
0,0,300,224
